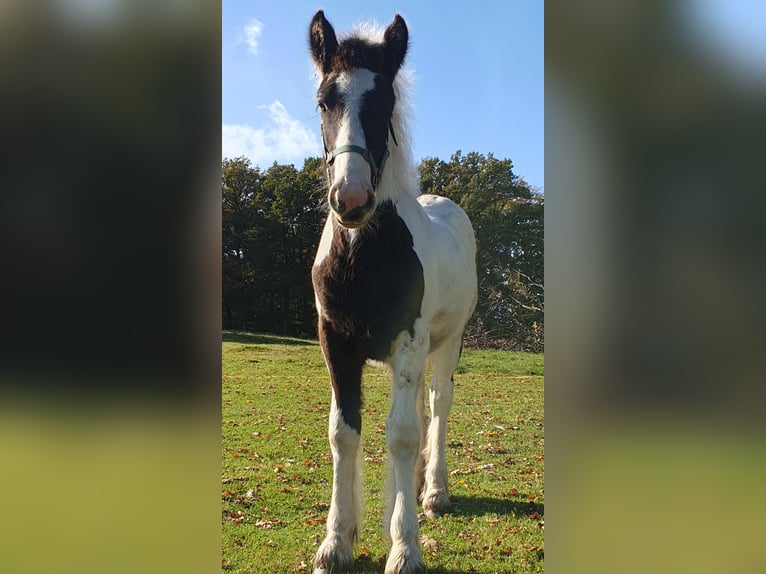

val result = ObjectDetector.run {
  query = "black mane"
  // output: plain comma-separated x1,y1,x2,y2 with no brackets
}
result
332,36,388,75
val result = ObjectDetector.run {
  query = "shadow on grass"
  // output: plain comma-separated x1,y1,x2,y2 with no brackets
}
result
428,569,494,574
222,330,318,346
450,495,544,518
353,555,473,574
338,497,544,574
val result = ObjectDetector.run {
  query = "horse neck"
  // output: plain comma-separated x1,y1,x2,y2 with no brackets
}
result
375,132,420,205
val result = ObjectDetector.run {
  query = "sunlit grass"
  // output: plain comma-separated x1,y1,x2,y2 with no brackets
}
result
222,331,544,573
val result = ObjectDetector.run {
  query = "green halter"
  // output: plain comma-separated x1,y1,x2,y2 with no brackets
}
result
322,121,398,189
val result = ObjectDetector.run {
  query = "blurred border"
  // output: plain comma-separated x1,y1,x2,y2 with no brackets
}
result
547,1,766,572
6,0,766,571
0,1,221,572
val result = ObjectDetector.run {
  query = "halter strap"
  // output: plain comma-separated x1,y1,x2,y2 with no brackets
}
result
321,121,398,189
327,144,379,173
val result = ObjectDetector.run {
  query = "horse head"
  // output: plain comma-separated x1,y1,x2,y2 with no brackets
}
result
309,10,408,229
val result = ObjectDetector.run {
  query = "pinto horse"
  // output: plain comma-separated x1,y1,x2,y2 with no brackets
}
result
309,11,478,574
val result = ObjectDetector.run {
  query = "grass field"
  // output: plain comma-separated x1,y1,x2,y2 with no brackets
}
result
222,332,544,573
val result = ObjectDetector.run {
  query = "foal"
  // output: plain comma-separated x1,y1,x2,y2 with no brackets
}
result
309,11,477,574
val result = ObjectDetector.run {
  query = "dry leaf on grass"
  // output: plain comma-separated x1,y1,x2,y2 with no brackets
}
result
420,535,439,555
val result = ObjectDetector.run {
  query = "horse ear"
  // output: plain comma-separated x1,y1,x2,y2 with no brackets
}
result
383,14,408,78
309,10,338,74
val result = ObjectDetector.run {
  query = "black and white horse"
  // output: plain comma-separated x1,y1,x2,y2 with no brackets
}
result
309,11,478,574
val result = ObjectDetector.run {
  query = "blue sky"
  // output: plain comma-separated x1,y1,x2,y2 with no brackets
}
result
223,1,544,192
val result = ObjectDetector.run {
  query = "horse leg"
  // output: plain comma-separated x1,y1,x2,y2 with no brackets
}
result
422,335,462,518
415,374,427,501
313,321,364,574
384,320,429,574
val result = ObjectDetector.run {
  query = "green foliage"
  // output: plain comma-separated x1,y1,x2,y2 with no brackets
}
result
222,151,543,349
222,333,544,573
222,157,325,335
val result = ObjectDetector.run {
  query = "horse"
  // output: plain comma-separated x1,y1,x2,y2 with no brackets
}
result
308,11,478,574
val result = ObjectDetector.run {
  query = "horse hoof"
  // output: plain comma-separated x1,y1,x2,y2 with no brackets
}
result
422,490,451,518
384,559,427,574
313,536,354,574
385,543,427,574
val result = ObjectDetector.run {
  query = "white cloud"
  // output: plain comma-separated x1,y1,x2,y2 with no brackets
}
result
222,101,320,167
241,18,264,55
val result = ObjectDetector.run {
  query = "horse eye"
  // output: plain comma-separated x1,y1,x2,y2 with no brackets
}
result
317,101,327,112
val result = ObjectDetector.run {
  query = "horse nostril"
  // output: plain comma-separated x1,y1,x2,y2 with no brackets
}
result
329,189,345,214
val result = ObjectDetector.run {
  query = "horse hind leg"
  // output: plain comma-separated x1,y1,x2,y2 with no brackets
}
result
415,375,427,502
422,336,462,518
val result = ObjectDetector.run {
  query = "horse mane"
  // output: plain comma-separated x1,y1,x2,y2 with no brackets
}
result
385,66,420,200
320,21,421,201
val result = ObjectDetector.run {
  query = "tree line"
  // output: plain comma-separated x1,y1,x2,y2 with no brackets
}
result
222,151,543,351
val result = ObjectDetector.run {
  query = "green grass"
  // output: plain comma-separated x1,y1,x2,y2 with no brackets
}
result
222,331,544,573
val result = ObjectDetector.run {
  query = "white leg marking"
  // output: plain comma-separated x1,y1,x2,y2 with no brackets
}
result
423,337,462,518
384,321,429,574
313,399,362,574
415,379,427,500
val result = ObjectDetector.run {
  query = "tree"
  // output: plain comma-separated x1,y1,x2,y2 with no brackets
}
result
222,157,261,330
222,156,325,334
257,159,325,334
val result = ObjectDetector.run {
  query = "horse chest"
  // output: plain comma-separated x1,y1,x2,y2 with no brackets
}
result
312,203,425,360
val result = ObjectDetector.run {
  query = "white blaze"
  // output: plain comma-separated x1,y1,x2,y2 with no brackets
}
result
331,69,377,190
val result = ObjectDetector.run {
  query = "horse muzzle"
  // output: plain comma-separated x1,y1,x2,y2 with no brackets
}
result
330,184,375,228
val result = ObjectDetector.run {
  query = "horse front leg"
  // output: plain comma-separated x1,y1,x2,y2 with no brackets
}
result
384,321,429,574
313,321,364,574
